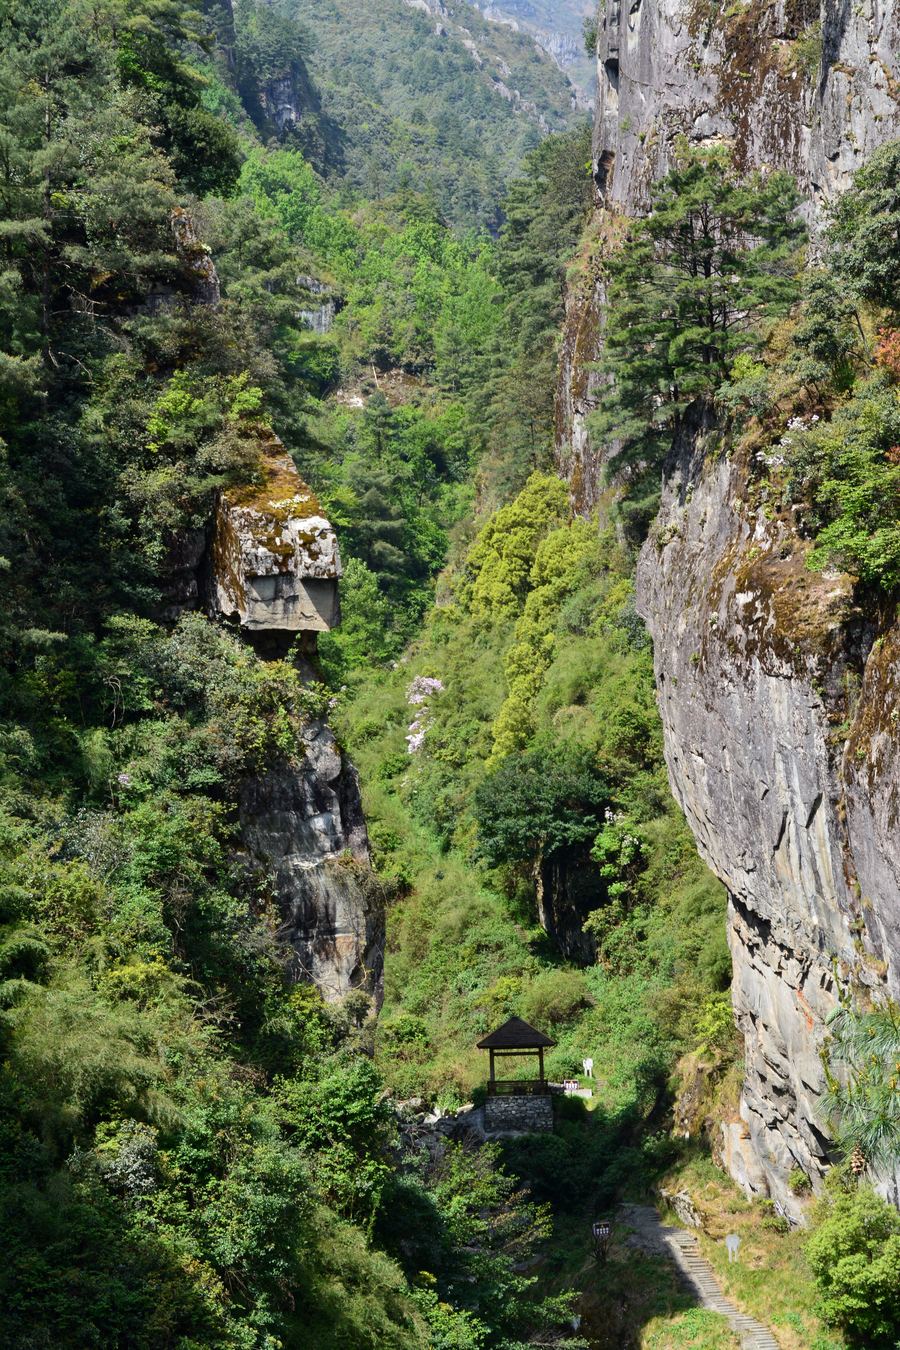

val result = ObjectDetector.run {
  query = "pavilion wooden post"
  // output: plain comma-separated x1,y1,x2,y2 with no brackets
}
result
477,1017,556,1097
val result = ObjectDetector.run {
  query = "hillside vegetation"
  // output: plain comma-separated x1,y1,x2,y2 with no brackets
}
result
274,0,579,230
0,0,586,1344
2,0,900,1345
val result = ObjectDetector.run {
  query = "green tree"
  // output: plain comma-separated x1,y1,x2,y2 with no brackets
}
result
828,139,900,313
786,374,900,587
592,141,804,471
822,999,900,1173
807,1182,900,1346
474,745,608,869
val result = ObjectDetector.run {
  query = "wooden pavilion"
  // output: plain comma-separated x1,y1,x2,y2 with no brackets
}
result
477,1016,555,1096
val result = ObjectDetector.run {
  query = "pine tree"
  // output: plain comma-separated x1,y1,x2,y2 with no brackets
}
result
592,140,804,470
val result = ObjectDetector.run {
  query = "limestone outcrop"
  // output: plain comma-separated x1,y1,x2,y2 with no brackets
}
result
592,0,900,219
239,721,384,1003
634,425,900,1215
211,433,341,645
556,0,900,1212
297,275,338,335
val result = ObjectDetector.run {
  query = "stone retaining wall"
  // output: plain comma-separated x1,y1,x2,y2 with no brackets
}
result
484,1094,554,1134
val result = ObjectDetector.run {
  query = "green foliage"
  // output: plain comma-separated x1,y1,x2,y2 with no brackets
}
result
490,518,603,759
0,0,737,1342
828,140,900,313
475,747,608,868
764,146,900,591
318,556,396,684
465,473,570,620
591,140,804,486
787,270,863,393
240,146,358,267
294,0,580,231
337,464,726,1127
521,969,592,1029
478,127,594,495
376,1139,578,1348
821,999,900,1173
786,374,900,586
807,1182,900,1346
0,8,602,1341
691,992,736,1060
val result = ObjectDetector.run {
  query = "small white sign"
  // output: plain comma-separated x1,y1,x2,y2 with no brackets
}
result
725,1233,740,1263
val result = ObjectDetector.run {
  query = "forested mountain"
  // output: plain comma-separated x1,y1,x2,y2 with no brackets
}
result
3,0,900,1346
466,0,596,105
257,0,581,229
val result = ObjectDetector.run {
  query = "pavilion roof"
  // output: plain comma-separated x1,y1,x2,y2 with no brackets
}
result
477,1016,555,1050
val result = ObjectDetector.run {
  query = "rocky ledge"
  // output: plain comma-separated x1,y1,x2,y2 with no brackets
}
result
211,432,341,647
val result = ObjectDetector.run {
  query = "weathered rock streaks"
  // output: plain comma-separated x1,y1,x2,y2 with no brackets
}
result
239,723,383,1003
633,421,900,1213
592,0,900,219
211,434,341,642
557,0,900,1208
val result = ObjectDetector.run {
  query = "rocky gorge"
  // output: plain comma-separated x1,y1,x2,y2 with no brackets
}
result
556,0,900,1214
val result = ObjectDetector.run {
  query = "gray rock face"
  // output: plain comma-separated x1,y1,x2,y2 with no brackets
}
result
554,0,900,1212
239,721,383,1003
211,434,341,638
170,207,220,307
297,275,337,335
555,256,608,514
634,426,900,1216
592,0,900,219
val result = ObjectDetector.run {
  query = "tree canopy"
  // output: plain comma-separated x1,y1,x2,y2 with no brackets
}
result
592,141,804,473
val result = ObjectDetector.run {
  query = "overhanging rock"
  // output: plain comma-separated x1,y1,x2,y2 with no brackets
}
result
212,432,341,642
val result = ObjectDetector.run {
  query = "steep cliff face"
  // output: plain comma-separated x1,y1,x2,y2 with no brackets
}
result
635,424,900,1213
592,0,900,214
207,434,382,1003
557,0,900,1211
239,722,384,1003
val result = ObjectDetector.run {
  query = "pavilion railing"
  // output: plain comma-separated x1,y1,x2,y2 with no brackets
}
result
486,1079,549,1096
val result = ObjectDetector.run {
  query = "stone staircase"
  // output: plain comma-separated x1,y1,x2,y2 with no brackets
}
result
619,1205,781,1350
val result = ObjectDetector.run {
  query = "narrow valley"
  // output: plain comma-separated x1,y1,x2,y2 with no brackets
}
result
1,1,900,1348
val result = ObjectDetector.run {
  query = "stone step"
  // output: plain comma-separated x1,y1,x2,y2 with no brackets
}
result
618,1204,783,1350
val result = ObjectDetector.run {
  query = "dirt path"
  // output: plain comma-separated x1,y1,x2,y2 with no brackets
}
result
619,1204,781,1350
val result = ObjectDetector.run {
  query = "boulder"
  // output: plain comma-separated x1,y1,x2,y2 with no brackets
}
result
212,433,341,639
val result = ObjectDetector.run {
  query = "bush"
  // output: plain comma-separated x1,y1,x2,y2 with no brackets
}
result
522,969,592,1029
787,375,900,588
806,1183,900,1345
474,744,608,868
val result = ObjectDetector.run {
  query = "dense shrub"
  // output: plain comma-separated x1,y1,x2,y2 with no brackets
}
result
807,1183,900,1345
590,139,804,480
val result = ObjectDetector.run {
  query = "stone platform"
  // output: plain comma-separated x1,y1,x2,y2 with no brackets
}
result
484,1093,554,1134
